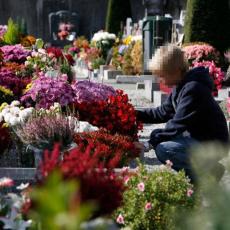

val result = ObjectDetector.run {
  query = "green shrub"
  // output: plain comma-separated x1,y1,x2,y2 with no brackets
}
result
114,164,196,230
105,0,132,35
184,0,230,52
3,18,21,45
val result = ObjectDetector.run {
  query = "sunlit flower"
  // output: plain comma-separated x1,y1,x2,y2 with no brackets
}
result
145,202,152,211
137,182,145,192
187,188,194,197
116,214,125,225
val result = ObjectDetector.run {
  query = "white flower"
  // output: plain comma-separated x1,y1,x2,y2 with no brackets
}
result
4,113,11,123
16,183,30,190
38,48,46,55
9,116,21,126
19,109,33,122
10,101,20,107
0,113,3,122
78,121,99,133
24,61,30,66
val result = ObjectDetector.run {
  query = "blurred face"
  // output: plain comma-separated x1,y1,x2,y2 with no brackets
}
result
156,69,183,87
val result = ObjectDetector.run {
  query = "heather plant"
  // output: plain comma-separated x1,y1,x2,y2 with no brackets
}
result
114,163,196,230
14,113,76,151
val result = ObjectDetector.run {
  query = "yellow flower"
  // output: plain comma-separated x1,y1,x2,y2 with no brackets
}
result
123,35,132,46
23,83,33,94
0,102,8,112
0,86,13,96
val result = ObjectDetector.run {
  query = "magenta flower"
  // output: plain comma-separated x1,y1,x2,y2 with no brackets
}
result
187,189,194,197
137,182,145,192
145,202,152,211
116,214,125,225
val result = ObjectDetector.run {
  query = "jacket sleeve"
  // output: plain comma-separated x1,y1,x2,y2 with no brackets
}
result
149,84,201,148
136,93,175,124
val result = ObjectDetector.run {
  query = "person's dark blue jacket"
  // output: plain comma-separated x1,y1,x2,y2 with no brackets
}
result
137,67,229,148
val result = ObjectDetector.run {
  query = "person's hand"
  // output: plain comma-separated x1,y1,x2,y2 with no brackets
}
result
133,142,145,154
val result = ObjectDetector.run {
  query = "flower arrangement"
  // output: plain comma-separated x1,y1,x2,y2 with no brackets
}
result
40,144,125,217
182,43,220,65
21,73,76,109
74,89,142,139
74,129,139,167
72,80,116,103
0,44,31,63
14,113,76,151
91,31,116,59
0,101,34,127
114,164,196,229
192,61,224,96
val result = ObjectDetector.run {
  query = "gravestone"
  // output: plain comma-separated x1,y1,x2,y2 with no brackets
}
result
48,10,79,46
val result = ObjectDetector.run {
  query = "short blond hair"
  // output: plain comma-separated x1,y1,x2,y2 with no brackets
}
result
149,44,188,75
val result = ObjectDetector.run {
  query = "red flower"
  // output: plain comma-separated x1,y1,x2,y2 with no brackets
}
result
39,144,126,216
74,90,143,139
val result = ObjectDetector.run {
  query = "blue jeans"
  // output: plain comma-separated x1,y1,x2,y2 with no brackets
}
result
155,135,198,180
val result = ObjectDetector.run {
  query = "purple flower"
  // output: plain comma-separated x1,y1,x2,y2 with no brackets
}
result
1,44,31,63
21,72,76,109
72,80,116,103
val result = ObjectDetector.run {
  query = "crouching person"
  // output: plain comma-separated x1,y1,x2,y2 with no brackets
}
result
135,44,229,182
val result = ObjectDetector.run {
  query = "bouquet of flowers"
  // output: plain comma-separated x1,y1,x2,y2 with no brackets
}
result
21,72,76,109
91,31,116,59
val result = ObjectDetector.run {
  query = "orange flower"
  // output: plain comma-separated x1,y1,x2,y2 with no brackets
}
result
20,35,36,47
